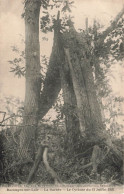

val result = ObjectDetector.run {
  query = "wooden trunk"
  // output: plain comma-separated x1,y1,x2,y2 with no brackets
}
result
19,0,41,161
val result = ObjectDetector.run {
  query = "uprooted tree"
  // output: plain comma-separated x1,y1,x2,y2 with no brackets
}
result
14,0,124,183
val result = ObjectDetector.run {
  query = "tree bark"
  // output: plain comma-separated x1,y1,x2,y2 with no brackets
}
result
19,0,41,161
60,58,81,153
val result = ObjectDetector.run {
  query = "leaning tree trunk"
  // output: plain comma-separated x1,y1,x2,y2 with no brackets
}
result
19,0,41,161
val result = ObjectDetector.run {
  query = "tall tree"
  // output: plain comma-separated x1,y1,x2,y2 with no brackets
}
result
18,0,63,162
18,0,41,161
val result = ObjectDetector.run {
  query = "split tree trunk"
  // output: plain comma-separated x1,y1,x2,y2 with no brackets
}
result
39,10,124,162
19,0,41,161
62,24,123,161
39,15,123,161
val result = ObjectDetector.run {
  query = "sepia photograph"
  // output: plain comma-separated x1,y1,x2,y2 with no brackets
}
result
0,0,124,193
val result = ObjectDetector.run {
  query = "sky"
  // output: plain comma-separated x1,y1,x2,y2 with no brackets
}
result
0,0,124,100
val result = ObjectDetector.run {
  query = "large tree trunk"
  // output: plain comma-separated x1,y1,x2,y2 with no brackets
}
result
39,16,123,162
62,24,123,161
38,10,123,162
19,0,41,161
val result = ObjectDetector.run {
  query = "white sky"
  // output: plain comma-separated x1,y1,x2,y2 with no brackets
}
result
0,0,124,100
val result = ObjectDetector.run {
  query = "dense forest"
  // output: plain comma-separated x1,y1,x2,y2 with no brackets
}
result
0,0,124,185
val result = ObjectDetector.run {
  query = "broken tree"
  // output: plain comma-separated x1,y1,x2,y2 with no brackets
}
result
39,9,124,174
19,0,123,182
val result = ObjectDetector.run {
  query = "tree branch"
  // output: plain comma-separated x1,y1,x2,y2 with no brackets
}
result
43,147,62,184
98,6,124,45
0,111,6,124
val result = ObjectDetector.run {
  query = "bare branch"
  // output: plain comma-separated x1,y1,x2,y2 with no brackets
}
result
43,147,62,184
0,111,6,124
81,162,92,170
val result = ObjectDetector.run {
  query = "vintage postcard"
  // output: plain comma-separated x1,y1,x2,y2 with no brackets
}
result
0,0,124,194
